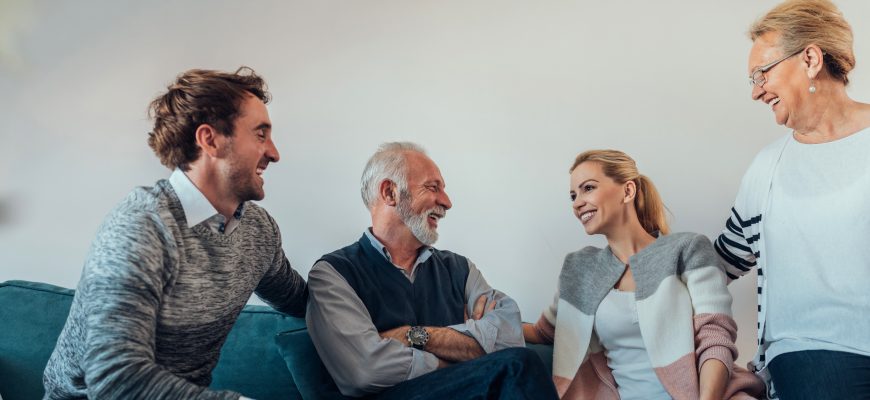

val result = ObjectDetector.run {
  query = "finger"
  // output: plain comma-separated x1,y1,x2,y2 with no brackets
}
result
464,305,469,321
473,295,486,320
486,299,496,312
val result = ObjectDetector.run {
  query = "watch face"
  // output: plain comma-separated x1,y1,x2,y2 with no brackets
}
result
407,326,429,346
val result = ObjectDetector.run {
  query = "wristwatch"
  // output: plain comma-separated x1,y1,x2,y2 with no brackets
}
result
406,326,430,350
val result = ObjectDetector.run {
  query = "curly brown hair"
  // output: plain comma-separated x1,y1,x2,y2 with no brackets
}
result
147,66,271,170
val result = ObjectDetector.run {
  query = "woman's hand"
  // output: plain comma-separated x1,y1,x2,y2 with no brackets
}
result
522,322,545,344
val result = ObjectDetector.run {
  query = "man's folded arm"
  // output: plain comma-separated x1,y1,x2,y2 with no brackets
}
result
306,261,439,397
446,260,524,353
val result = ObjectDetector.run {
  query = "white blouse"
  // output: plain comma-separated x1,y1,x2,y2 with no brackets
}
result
594,289,671,400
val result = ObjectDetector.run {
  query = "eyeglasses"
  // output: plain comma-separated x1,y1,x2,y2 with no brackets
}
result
749,50,802,87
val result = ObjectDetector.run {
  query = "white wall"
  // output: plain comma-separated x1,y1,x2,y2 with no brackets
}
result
1,0,868,366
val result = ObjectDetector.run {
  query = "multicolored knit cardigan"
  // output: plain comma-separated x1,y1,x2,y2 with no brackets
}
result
533,232,764,400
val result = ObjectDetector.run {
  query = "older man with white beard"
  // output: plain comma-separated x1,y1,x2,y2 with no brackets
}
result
306,142,557,399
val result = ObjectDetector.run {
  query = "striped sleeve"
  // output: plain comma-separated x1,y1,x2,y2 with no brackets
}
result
713,207,759,280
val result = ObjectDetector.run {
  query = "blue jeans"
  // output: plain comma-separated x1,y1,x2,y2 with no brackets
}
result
371,347,558,400
768,350,870,399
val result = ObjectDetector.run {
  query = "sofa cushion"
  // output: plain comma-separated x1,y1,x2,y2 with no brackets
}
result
0,280,75,400
275,328,348,400
526,343,554,375
0,280,307,400
211,305,307,400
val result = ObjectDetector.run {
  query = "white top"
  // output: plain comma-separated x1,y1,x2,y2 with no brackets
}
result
764,128,870,362
595,289,671,400
168,168,242,234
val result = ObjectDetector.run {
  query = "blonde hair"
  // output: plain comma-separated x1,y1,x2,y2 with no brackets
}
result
570,150,670,235
749,0,855,85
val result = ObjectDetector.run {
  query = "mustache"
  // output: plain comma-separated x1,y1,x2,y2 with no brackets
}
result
425,206,448,218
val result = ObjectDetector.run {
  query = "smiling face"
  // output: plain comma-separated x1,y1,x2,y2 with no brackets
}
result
220,93,279,203
395,152,452,245
749,31,809,128
570,161,630,236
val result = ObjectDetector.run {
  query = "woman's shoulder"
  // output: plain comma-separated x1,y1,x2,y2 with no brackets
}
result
563,245,608,264
655,231,715,249
656,232,719,267
744,134,791,176
656,231,710,245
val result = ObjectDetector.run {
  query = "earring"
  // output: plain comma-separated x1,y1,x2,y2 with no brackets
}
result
809,79,817,94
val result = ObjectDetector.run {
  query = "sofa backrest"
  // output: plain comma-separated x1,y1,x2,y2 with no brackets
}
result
0,281,74,400
0,280,305,400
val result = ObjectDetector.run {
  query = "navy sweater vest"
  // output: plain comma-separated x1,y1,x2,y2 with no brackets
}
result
320,234,469,331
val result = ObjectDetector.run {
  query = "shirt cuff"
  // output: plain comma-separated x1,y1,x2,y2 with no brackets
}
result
407,348,439,380
448,319,497,353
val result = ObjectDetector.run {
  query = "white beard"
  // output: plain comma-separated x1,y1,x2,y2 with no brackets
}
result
396,194,443,246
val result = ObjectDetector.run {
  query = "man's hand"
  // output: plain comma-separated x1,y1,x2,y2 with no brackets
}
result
379,325,411,345
464,294,496,321
378,324,484,362
376,295,495,363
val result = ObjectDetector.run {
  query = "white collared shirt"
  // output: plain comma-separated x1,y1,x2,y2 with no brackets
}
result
167,168,243,235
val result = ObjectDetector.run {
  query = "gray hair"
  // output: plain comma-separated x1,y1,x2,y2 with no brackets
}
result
360,142,427,209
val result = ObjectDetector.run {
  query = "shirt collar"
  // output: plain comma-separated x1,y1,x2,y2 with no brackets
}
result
364,228,433,266
168,168,244,229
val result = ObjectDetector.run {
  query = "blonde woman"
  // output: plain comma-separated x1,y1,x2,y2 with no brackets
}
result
524,150,763,400
716,1,870,398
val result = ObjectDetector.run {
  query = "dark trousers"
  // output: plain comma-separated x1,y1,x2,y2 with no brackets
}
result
372,347,558,400
769,350,870,400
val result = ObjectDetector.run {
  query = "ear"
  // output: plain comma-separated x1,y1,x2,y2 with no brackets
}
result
379,179,399,207
622,181,637,204
802,44,825,79
194,124,228,159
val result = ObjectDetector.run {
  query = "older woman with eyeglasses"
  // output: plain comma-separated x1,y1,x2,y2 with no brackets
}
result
715,0,870,398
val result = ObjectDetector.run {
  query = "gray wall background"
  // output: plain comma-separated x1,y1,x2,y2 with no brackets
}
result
1,0,868,365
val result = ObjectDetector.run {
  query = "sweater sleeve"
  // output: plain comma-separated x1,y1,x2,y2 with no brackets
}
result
533,288,559,345
254,215,308,317
79,209,239,400
713,207,759,281
681,234,738,374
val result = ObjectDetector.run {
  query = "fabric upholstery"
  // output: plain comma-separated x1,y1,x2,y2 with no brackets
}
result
0,280,305,400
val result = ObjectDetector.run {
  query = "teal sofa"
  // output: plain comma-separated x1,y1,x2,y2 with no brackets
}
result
0,280,553,399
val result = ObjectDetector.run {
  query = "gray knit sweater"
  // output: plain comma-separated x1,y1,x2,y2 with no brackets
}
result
43,180,308,400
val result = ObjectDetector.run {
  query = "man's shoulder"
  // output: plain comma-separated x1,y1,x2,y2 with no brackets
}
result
320,240,364,259
108,182,176,226
427,247,471,268
314,241,368,274
238,201,278,232
429,247,468,261
85,184,183,255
